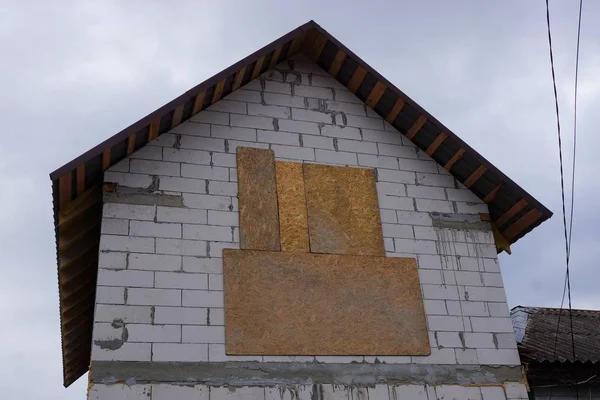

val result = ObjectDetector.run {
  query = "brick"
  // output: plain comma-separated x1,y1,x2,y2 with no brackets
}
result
358,154,398,169
427,315,464,331
323,100,366,116
211,386,265,399
100,218,129,235
130,220,181,239
130,145,163,161
263,81,292,95
378,195,414,211
377,182,406,197
421,284,459,300
446,188,481,203
88,383,152,399
418,269,442,284
455,348,479,364
488,302,510,317
207,210,239,226
128,288,181,306
100,235,154,253
455,271,484,286
471,317,514,333
362,129,403,145
209,153,235,168
394,238,437,254
154,306,207,325
435,386,482,400
159,176,206,194
208,343,261,362
277,119,320,135
257,129,299,145
377,169,416,184
294,85,334,100
170,121,211,136
230,114,274,130
208,274,223,290
211,125,256,142
504,382,528,399
147,133,177,147
413,226,438,241
320,125,361,140
190,110,229,125
182,164,229,181
263,92,305,108
103,203,155,221
444,300,461,315
156,239,206,257
96,286,126,304
378,143,418,159
413,347,456,364
156,207,206,225
300,135,334,150
436,332,463,348
98,251,128,270
416,172,455,188
383,237,394,252
397,158,438,173
482,272,504,287
130,159,180,177
152,344,209,363
224,89,261,104
480,386,506,400
388,385,427,400
97,269,153,287
104,172,153,188
345,114,384,130
248,103,291,119
336,138,377,154
208,241,240,257
423,300,447,315
91,342,151,361
456,201,489,214
463,332,496,349
182,290,224,307
476,349,520,365
315,149,357,165
461,286,507,302
379,209,397,223
179,135,226,152
381,224,413,239
272,144,315,161
207,99,246,114
155,271,207,289
291,108,333,124
406,185,446,200
438,241,469,257
182,193,231,210
495,333,518,349
182,325,225,343
415,198,454,213
227,140,269,153
483,258,501,272
208,181,237,196
417,254,443,269
183,257,222,274
127,324,181,342
183,224,231,241
95,305,152,323
458,301,489,317
458,257,484,271
210,308,225,326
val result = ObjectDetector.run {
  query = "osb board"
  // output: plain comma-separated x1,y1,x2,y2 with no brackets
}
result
223,249,430,355
275,162,309,252
236,147,280,251
303,164,385,256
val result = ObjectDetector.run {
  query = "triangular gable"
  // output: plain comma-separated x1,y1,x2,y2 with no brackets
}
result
50,20,552,387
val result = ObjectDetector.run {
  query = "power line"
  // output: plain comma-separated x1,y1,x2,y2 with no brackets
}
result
544,0,580,375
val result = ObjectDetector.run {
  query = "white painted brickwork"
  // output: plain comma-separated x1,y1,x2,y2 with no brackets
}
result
92,55,520,368
88,382,529,400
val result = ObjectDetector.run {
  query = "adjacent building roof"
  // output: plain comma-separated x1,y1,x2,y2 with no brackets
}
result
51,20,552,387
512,306,600,364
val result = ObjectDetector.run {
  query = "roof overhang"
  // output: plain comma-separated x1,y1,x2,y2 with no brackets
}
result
51,21,552,386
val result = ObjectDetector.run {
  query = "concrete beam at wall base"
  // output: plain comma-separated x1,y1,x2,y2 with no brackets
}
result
89,361,523,386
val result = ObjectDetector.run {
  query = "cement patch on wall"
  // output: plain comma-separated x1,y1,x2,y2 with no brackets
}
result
89,361,524,386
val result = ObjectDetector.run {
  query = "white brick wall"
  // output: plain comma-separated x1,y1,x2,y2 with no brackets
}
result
93,56,518,372
88,382,528,400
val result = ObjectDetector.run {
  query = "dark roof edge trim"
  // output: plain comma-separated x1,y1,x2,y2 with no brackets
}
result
49,21,316,181
309,22,552,218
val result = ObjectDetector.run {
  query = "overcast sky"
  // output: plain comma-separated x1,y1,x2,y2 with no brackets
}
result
1,1,598,398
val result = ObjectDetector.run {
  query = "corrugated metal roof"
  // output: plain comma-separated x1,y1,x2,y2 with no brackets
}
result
512,306,600,364
51,20,553,387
